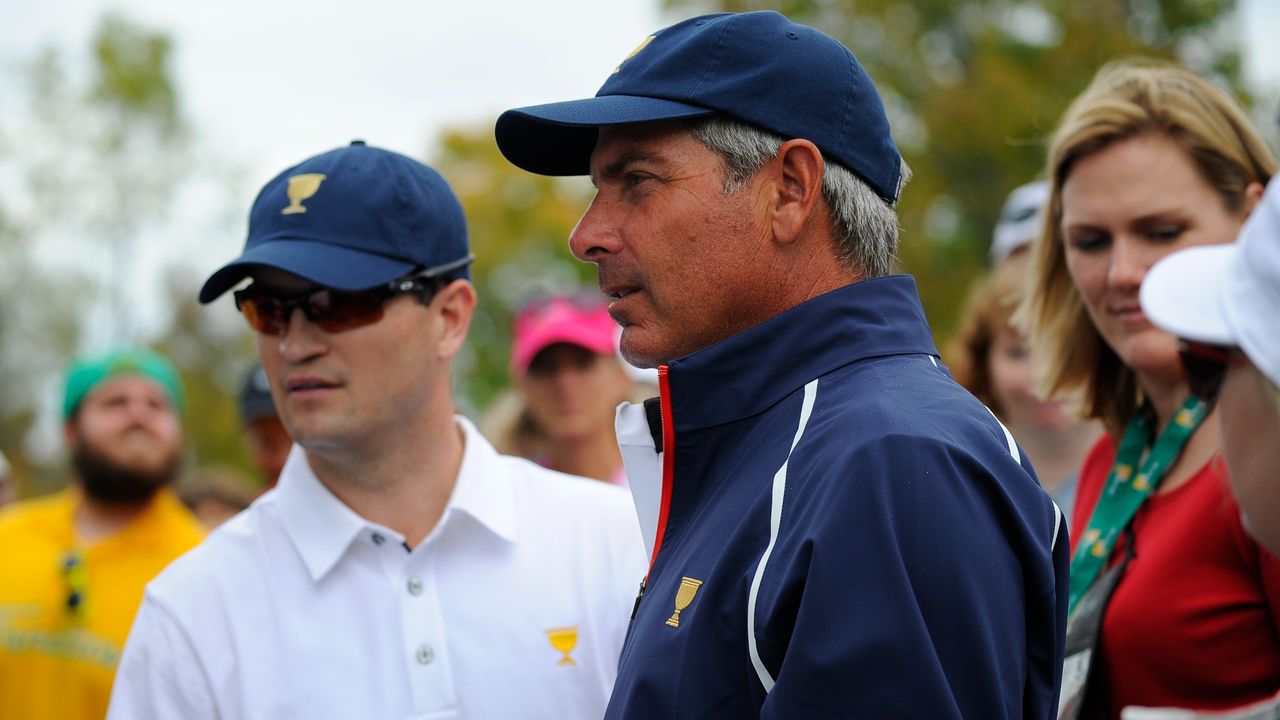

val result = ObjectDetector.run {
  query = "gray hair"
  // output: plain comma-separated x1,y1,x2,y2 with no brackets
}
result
688,117,909,279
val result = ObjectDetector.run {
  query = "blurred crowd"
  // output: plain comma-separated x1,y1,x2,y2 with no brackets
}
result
1,10,1279,720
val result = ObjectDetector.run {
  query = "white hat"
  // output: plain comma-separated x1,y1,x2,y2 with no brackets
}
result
990,180,1050,265
1141,181,1280,388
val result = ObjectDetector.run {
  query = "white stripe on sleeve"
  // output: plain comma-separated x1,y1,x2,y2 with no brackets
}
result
747,379,819,693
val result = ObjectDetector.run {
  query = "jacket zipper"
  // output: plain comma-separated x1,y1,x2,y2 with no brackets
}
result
634,364,676,618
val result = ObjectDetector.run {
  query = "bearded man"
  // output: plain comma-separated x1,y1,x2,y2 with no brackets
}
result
0,347,204,720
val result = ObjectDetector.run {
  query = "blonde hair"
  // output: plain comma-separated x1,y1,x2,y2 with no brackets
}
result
1019,60,1275,434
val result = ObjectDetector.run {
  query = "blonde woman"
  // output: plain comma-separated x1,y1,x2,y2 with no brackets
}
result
1021,61,1280,719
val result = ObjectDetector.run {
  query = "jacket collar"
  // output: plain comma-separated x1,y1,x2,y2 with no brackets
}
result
665,275,937,432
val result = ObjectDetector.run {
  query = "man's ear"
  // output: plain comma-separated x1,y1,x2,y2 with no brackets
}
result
769,139,826,246
434,279,477,360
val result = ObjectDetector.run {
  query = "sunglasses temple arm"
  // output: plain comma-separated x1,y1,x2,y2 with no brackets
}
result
415,253,475,281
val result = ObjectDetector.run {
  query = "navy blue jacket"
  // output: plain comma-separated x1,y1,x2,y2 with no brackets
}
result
608,277,1068,719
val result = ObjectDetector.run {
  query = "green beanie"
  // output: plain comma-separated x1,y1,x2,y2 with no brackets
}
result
63,348,186,419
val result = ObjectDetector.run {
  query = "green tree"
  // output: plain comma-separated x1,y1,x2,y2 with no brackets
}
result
0,13,233,496
85,14,191,342
0,47,101,496
665,0,1244,337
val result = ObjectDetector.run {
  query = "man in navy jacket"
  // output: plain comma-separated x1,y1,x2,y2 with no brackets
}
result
496,11,1068,718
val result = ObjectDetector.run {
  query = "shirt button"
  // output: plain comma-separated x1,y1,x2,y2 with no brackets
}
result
407,577,424,596
371,533,385,546
416,644,434,665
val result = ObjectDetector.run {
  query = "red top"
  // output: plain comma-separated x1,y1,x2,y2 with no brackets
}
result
1070,434,1280,719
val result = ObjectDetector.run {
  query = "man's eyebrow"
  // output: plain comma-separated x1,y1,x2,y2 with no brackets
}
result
595,150,671,184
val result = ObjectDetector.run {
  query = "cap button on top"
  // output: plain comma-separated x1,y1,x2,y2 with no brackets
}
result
350,139,366,146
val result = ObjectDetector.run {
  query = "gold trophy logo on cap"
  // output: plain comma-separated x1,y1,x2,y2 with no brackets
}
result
613,35,654,73
666,576,703,628
282,173,327,215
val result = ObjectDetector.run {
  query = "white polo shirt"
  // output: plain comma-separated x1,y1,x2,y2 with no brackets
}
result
108,417,646,720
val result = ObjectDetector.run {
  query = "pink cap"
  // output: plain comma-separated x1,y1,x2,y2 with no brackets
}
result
511,296,618,375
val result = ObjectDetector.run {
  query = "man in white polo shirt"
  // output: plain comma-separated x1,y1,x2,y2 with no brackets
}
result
108,141,645,719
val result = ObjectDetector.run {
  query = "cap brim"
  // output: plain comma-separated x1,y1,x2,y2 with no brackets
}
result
1140,243,1238,345
199,239,417,303
496,95,714,176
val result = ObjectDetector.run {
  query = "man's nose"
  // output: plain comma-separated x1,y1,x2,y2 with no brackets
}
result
568,194,622,263
277,308,328,363
123,396,169,424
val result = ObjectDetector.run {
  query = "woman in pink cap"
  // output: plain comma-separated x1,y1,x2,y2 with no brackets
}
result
502,294,635,485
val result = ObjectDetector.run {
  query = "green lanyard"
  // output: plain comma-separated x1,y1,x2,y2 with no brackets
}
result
1067,395,1207,616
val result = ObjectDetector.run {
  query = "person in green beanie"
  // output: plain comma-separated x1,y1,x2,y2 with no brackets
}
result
0,347,204,719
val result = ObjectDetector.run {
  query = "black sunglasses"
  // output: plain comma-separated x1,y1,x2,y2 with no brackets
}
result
1178,339,1247,402
234,254,474,336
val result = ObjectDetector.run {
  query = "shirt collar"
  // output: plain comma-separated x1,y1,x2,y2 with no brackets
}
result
666,275,938,431
447,416,517,544
275,415,516,582
275,445,378,582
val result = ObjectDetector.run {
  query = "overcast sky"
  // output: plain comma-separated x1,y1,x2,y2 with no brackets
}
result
1,0,661,174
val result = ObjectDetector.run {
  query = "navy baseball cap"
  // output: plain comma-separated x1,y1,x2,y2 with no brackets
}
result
199,140,471,303
495,11,901,202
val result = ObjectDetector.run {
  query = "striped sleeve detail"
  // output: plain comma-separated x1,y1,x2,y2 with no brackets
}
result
747,379,819,693
984,406,1022,466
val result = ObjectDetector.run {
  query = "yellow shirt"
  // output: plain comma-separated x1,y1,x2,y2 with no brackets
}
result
0,488,204,719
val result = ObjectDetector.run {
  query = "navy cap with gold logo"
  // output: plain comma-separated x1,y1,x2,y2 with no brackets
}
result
495,11,901,203
199,140,470,303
